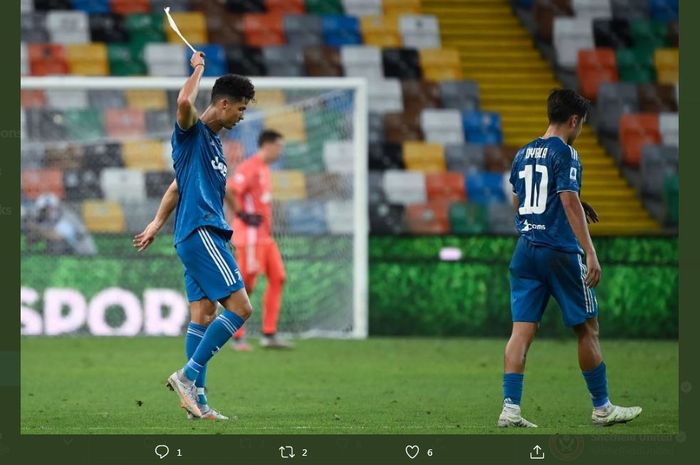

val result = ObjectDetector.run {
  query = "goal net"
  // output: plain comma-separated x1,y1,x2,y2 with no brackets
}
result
20,76,368,339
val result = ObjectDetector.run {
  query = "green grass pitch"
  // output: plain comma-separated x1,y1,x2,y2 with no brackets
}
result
21,337,677,435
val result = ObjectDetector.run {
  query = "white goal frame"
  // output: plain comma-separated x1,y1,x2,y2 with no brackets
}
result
21,76,369,339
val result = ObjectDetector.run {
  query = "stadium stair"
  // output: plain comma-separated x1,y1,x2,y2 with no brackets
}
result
422,0,659,235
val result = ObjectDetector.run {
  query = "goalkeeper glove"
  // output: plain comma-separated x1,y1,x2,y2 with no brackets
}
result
237,212,264,227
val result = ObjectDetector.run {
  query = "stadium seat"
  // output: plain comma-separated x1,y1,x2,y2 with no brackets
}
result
553,17,594,68
400,15,441,50
340,45,383,83
104,108,146,138
250,89,286,109
306,173,353,200
323,140,354,174
616,47,655,83
664,172,678,225
144,43,187,76
369,112,385,143
46,10,90,44
449,202,488,234
21,90,47,109
360,16,401,47
420,109,464,145
145,110,171,136
226,47,267,76
186,44,228,76
88,13,127,43
63,168,103,201
206,12,245,46
425,172,466,202
403,141,446,173
382,112,423,144
610,0,649,19
419,48,462,81
649,0,678,22
122,140,168,171
659,111,678,147
325,200,354,234
342,0,381,16
21,0,34,11
533,0,574,43
284,15,323,47
20,12,50,44
462,111,503,145
577,48,618,100
596,82,639,135
382,48,422,79
466,172,508,204
401,80,441,115
383,170,426,204
28,44,69,76
22,168,65,200
444,143,486,174
321,15,362,47
593,19,632,48
225,0,266,13
619,113,661,166
45,89,89,109
667,21,678,47
243,13,285,47
123,13,166,48
24,109,67,141
151,0,190,12
262,45,304,77
267,0,305,14
144,171,173,198
572,0,612,18
304,46,343,76
43,143,84,170
21,42,29,76
439,80,480,111
368,79,403,114
66,43,109,76
265,108,306,141
640,144,678,198
368,171,386,204
383,0,421,16
654,48,678,85
281,141,326,172
369,142,404,170
107,44,146,76
283,200,328,234
272,170,307,200
629,19,668,49
637,83,677,112
370,202,406,234
82,142,123,170
63,109,104,141
488,203,516,234
484,145,518,172
71,0,111,14
100,168,147,203
305,0,344,15
81,200,126,233
111,0,150,15
122,199,162,234
406,201,451,234
34,0,72,9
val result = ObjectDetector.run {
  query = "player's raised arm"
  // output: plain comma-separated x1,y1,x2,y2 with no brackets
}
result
560,191,601,288
176,52,206,131
133,180,180,252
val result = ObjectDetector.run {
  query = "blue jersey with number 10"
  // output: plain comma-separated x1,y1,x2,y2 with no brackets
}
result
509,136,583,254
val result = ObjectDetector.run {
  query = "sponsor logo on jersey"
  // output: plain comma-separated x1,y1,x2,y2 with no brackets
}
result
211,156,228,177
521,220,546,232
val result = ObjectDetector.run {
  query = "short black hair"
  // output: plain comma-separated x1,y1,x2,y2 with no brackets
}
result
547,89,590,124
258,129,284,147
211,74,255,104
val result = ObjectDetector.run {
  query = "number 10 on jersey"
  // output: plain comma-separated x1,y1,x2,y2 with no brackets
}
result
519,165,548,215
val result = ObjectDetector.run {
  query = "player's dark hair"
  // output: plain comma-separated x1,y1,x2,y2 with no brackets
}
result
258,129,284,147
211,74,255,104
547,89,590,124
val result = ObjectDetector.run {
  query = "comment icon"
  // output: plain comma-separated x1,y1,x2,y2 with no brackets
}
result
155,444,170,459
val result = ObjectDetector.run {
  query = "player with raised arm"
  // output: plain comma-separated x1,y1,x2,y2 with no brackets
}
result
135,51,255,419
226,130,292,351
498,89,642,428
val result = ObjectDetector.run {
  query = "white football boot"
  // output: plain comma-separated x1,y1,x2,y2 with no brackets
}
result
591,403,642,426
497,402,538,428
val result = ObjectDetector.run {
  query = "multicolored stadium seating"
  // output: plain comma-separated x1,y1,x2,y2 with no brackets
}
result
21,0,678,237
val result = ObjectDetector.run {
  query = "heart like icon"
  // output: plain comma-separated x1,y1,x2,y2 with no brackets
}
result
405,445,420,459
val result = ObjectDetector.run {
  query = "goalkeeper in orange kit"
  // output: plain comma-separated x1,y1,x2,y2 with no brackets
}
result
226,129,292,350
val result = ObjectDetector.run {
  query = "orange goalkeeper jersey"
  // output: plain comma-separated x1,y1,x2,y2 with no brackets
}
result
227,153,273,247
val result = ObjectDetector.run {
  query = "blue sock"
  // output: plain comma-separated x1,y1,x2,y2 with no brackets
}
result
185,322,207,389
503,373,524,405
582,362,609,408
197,387,208,406
183,310,246,382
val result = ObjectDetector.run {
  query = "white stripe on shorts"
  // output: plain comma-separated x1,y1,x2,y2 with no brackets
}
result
201,228,237,285
578,255,592,313
197,228,234,286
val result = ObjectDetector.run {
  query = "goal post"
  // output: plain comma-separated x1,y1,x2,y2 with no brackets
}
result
21,76,368,339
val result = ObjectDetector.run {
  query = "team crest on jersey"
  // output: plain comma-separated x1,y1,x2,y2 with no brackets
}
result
211,156,228,177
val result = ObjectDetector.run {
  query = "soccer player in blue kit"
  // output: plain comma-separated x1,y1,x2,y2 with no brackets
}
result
498,89,642,428
161,51,256,419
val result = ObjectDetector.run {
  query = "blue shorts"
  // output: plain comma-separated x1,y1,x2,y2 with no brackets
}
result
175,227,245,302
509,237,598,327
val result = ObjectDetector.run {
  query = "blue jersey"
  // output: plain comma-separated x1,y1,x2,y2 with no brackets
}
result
509,136,583,254
172,120,232,245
